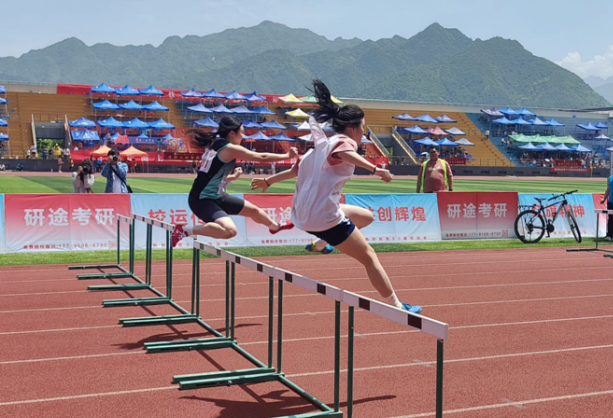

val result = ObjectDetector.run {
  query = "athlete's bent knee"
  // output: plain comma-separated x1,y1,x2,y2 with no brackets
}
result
221,226,238,239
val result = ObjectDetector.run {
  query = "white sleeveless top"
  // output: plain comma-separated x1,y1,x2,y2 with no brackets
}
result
291,131,356,232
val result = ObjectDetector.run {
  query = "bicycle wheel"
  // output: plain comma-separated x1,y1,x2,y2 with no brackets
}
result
567,209,582,243
514,210,546,243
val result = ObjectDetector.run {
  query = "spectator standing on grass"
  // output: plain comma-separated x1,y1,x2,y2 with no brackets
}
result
101,149,129,193
600,175,613,241
416,147,453,193
72,159,95,193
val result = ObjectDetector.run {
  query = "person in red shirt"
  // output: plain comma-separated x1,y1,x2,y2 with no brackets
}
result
416,148,453,193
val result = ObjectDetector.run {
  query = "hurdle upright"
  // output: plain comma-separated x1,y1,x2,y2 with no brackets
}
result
567,208,613,254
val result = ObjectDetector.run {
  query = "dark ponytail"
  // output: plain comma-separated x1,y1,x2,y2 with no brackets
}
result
311,79,364,133
187,115,243,149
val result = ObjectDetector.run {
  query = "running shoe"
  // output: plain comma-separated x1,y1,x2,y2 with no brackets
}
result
172,224,188,248
401,302,422,314
305,241,334,254
270,222,295,235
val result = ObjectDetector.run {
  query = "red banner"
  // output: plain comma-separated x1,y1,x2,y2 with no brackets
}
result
551,167,590,173
554,160,581,167
163,152,200,161
445,157,467,165
436,192,518,239
4,194,131,252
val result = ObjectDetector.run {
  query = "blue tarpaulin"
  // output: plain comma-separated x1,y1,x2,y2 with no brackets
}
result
260,120,287,130
142,101,169,111
244,92,267,102
576,122,600,131
187,103,213,113
194,117,219,128
123,118,149,129
594,122,608,129
119,100,143,110
435,114,457,123
93,100,119,110
269,132,295,141
98,117,124,128
225,91,248,101
414,114,439,123
139,85,164,96
201,89,226,99
181,89,203,98
519,143,537,150
536,143,556,150
210,105,233,114
492,117,513,125
148,118,174,129
229,105,253,114
91,83,116,94
116,85,140,96
243,120,264,129
251,107,276,116
572,144,592,152
512,117,531,125
499,107,516,116
435,138,458,147
69,117,97,128
515,107,536,117
72,130,100,141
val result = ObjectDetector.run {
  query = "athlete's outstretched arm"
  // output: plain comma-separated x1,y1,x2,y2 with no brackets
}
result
220,145,298,163
337,151,392,183
251,164,298,192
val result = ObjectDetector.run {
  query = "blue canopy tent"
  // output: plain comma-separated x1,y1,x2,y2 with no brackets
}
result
512,117,531,126
0,118,9,127
251,107,276,116
392,113,415,121
230,105,253,114
481,108,503,117
116,85,140,96
414,114,439,123
515,108,536,117
269,132,295,141
536,143,557,151
210,104,233,114
454,138,474,146
142,101,169,111
405,125,429,134
119,100,143,110
187,103,213,113
445,127,465,136
492,117,514,125
435,138,458,147
576,122,599,131
123,118,150,129
0,132,8,141
595,134,611,140
225,91,248,101
93,100,119,110
0,85,5,94
435,114,457,123
244,92,267,102
555,144,572,151
413,137,439,146
194,117,219,128
530,117,549,126
499,107,517,116
69,117,97,128
243,120,264,129
139,86,164,96
571,144,592,152
0,97,6,105
72,130,100,141
181,89,203,98
201,89,226,99
98,117,124,128
594,122,608,129
260,120,287,130
91,83,116,94
244,132,271,140
546,119,565,126
518,143,537,150
148,118,174,130
162,133,176,143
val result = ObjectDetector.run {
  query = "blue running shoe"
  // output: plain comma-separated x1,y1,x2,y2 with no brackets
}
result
305,241,334,254
401,302,422,314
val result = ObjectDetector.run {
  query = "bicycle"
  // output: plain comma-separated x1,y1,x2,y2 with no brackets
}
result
514,190,582,244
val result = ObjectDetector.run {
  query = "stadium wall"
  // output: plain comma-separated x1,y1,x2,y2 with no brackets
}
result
0,192,603,254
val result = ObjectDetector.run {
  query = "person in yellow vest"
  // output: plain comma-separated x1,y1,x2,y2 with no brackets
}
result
416,147,453,193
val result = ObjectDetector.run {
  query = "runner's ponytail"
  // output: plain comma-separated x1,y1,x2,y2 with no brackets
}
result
312,79,364,133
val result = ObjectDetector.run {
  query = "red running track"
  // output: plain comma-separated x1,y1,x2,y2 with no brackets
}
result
1,247,613,418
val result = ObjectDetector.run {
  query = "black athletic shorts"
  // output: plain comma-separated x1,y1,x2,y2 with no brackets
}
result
189,193,245,223
307,217,356,247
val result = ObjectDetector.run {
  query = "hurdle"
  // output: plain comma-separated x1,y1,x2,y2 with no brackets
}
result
166,239,449,418
567,209,613,254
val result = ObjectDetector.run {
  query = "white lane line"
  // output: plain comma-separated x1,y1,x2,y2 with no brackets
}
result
388,389,613,418
0,351,144,365
0,386,176,407
0,290,86,297
0,325,117,336
288,344,613,378
501,398,526,409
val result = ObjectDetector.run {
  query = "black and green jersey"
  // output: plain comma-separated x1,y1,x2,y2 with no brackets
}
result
189,139,236,200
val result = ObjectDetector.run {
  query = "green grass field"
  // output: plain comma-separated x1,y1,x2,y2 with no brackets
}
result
0,175,607,194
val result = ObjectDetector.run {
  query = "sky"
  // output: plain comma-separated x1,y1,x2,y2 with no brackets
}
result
2,0,613,80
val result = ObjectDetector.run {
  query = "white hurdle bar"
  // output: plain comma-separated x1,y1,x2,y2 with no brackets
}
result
568,208,613,254
194,240,448,340
132,214,176,231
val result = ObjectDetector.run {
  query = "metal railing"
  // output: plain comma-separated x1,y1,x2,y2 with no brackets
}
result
365,125,389,157
391,126,418,165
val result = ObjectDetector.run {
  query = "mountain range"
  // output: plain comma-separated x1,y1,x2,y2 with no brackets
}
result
0,21,608,109
584,76,613,104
